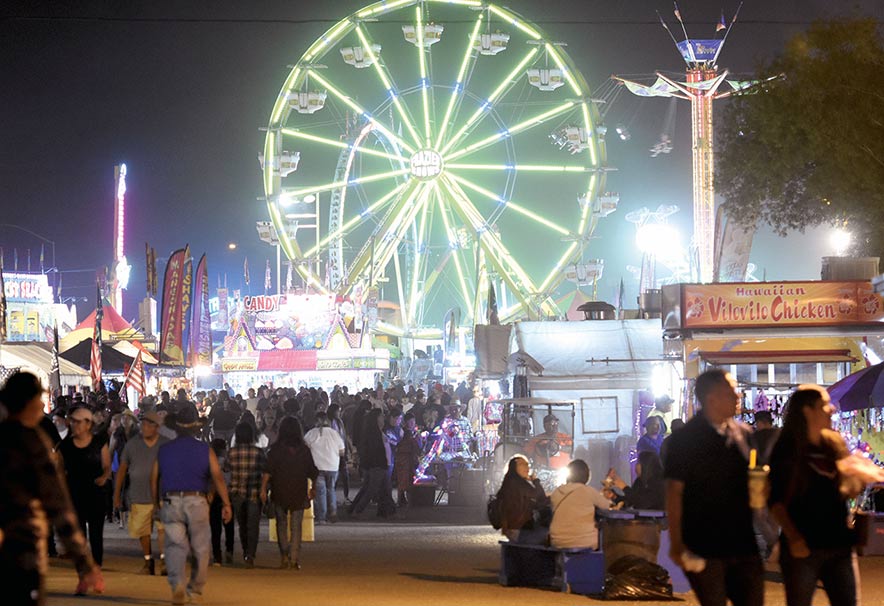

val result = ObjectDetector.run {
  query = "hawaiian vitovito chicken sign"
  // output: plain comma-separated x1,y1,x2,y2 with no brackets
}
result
665,282,884,329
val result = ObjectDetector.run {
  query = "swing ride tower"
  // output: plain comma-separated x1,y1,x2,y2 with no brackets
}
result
616,5,743,283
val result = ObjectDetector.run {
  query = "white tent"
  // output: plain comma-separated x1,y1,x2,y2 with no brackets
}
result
512,319,666,392
0,342,91,388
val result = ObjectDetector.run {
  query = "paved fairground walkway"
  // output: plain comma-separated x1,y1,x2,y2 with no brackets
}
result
47,505,884,606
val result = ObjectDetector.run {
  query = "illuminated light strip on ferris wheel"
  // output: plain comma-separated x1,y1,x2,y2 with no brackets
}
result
445,100,576,162
580,101,599,168
577,172,598,234
302,180,409,259
439,48,538,155
443,174,561,318
545,43,581,96
445,163,591,173
281,167,410,199
487,4,542,39
434,13,484,149
433,181,474,315
308,70,416,155
408,189,433,324
354,25,424,150
441,175,541,302
445,172,572,236
343,180,424,288
280,128,404,162
540,241,580,292
415,6,432,146
366,184,433,287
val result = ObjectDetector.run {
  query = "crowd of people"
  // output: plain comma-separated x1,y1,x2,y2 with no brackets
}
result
2,368,881,606
0,373,483,605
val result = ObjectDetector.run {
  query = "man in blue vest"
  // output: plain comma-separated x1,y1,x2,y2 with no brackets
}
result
152,404,231,605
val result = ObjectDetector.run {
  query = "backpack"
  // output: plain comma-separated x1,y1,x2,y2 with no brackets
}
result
487,494,503,530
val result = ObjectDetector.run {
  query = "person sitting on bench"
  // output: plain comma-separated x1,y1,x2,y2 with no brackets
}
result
550,459,611,550
497,454,550,545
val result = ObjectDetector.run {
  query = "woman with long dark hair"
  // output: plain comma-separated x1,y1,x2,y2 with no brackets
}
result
260,416,317,569
348,408,396,517
496,454,550,544
605,450,665,510
769,385,861,606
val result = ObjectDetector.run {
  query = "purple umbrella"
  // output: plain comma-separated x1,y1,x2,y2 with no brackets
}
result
827,362,884,412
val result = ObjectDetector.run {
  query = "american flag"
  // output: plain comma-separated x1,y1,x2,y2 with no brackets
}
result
90,282,103,391
125,350,146,398
49,322,61,395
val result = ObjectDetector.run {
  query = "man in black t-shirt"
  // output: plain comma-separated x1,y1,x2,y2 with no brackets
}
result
664,369,762,606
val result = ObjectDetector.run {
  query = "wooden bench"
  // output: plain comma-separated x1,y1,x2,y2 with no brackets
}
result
498,541,605,595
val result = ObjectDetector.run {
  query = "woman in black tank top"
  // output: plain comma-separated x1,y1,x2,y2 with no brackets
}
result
59,407,111,570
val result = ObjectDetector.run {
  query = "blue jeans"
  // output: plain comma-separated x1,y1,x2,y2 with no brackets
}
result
314,471,338,522
231,496,261,560
780,545,858,606
685,555,764,606
273,505,304,563
161,495,211,596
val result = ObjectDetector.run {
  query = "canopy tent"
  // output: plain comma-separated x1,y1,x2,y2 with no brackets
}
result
510,319,666,391
0,342,91,387
60,338,143,374
60,306,143,352
112,340,159,365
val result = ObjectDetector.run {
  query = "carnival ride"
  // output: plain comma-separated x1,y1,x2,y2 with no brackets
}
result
261,1,614,338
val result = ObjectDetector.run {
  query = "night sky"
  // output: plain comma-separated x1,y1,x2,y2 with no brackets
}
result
3,0,882,322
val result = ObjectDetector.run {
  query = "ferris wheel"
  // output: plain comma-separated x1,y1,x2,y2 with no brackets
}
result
261,0,614,337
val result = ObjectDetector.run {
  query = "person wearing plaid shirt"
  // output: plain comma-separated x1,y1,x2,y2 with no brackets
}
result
224,423,266,568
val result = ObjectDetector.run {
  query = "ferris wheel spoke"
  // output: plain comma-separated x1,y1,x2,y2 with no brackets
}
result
302,180,409,259
440,176,550,317
308,70,416,155
354,24,424,150
280,128,404,163
414,5,432,147
446,162,592,173
538,241,580,293
282,168,409,200
343,180,425,290
445,100,576,162
433,181,474,317
407,189,434,325
439,47,539,156
446,172,572,237
434,12,484,149
364,185,433,291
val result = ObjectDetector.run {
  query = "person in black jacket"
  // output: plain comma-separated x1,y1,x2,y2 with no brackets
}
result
348,409,396,517
497,454,550,544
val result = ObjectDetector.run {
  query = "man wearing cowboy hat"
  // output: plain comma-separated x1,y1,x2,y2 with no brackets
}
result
114,410,169,575
151,404,231,605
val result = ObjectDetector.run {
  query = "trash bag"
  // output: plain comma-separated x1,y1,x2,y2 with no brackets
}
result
602,555,678,600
